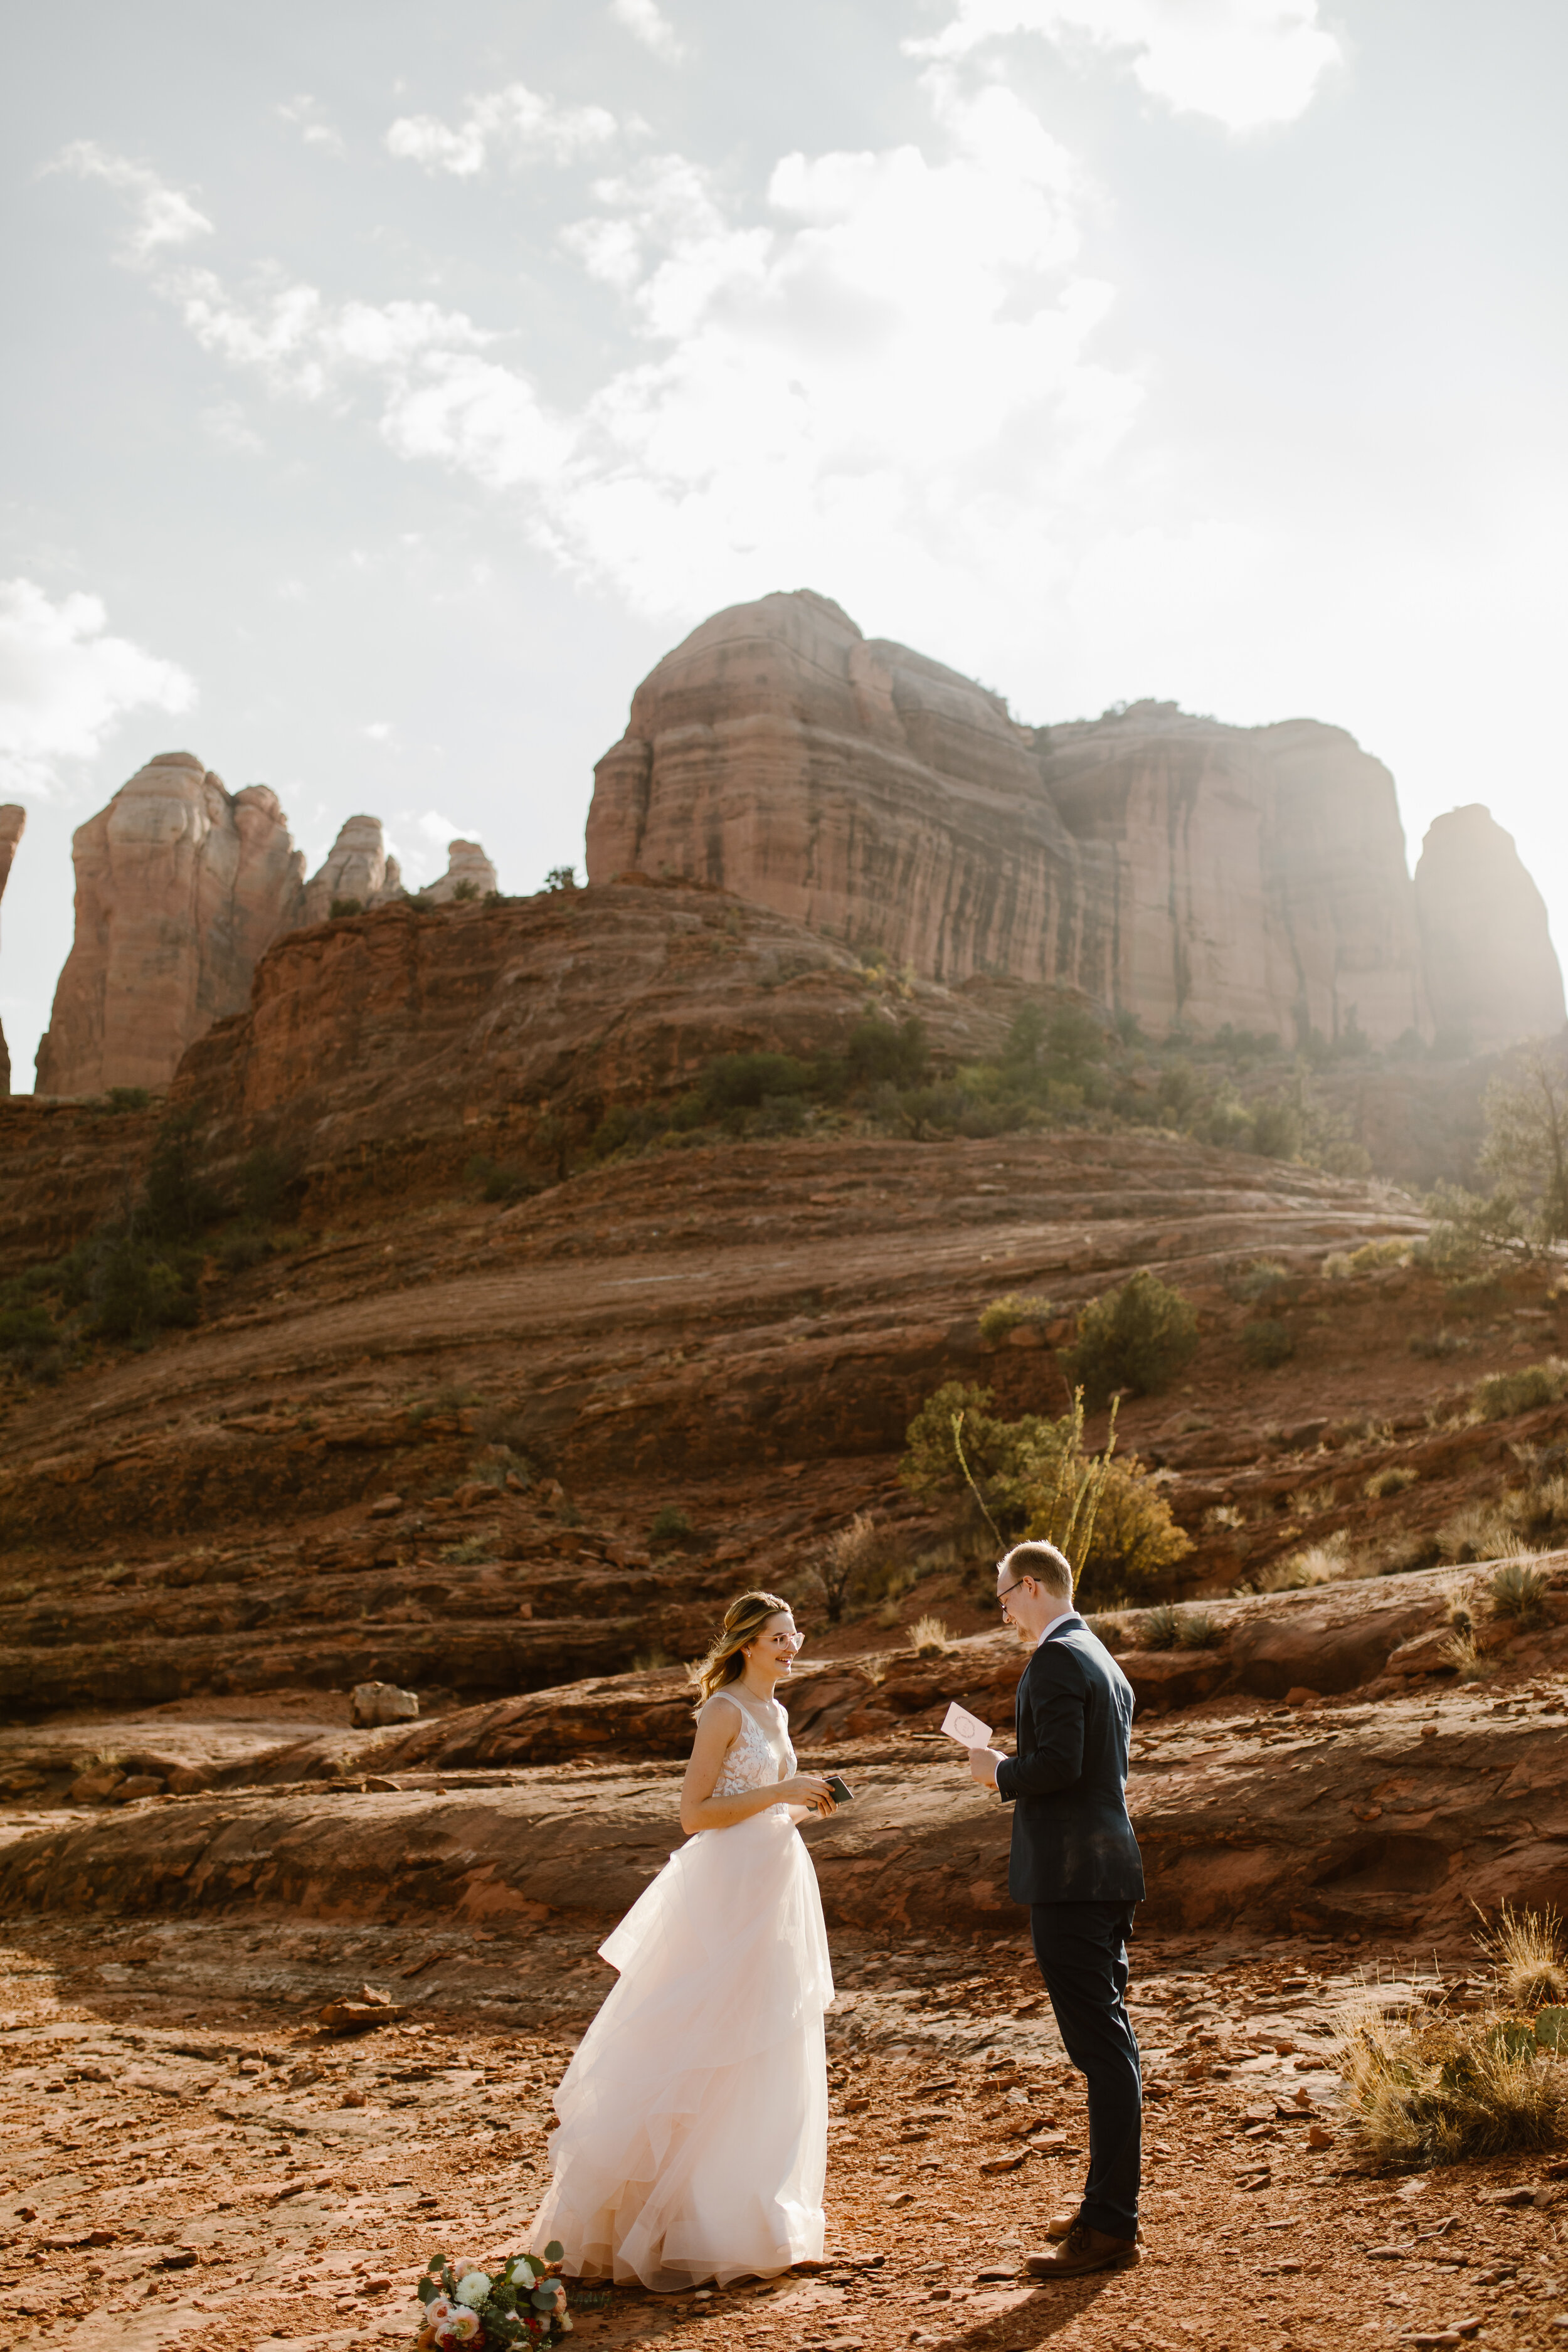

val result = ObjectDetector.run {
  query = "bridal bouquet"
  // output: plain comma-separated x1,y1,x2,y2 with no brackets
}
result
415,2242,575,2346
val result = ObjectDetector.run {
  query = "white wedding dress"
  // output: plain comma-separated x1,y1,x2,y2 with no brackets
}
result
529,1689,834,2291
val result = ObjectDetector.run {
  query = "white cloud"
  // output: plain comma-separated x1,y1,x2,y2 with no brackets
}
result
362,720,394,743
910,0,1343,131
199,400,265,455
277,95,347,158
0,579,196,798
385,82,617,177
50,140,213,265
57,88,1141,654
611,0,685,65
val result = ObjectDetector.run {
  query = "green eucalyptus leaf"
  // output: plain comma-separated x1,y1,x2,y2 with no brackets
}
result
531,2286,557,2310
417,2277,437,2305
543,2240,564,2264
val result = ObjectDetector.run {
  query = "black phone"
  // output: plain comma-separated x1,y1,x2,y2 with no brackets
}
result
824,1774,854,1804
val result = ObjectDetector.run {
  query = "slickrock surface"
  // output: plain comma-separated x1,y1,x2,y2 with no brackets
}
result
1414,803,1567,1052
585,590,1481,1046
34,754,307,1097
4,1660,1566,1946
0,802,22,1095
1,1897,1564,2349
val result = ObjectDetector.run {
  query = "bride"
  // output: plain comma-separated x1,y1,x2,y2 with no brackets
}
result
528,1591,839,2291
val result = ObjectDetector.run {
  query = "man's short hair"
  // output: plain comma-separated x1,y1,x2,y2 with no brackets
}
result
1000,1540,1074,1601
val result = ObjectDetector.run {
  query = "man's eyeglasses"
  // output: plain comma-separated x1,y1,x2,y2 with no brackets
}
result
997,1577,1032,1614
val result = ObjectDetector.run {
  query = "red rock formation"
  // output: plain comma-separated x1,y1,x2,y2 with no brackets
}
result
34,753,306,1096
1414,803,1567,1051
424,839,498,903
587,592,1439,1047
0,804,23,1094
301,814,401,924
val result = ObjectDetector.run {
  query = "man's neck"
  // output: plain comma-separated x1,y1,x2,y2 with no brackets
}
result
1034,1607,1076,1646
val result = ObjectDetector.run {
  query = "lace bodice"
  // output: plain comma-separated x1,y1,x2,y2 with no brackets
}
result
711,1692,795,1800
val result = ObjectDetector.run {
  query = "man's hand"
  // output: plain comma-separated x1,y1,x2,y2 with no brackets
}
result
967,1744,1004,1789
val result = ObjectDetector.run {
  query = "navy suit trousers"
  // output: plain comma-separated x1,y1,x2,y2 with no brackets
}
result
1029,1900,1142,2240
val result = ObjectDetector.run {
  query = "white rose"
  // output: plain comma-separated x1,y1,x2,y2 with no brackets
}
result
454,2272,491,2308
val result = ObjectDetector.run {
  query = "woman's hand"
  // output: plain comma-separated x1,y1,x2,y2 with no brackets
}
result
779,1773,837,1819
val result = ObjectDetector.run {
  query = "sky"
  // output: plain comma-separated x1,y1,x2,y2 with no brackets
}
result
3,0,1566,1090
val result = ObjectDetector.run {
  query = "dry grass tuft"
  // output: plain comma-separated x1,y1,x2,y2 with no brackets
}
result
908,1613,956,1656
1340,1910,1568,2168
1482,1903,1568,2011
1339,2006,1568,2168
1365,1463,1419,1500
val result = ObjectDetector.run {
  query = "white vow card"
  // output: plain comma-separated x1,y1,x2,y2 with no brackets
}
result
941,1701,993,1747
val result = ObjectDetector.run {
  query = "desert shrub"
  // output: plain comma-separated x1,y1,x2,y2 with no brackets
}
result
1409,1330,1470,1360
1438,1500,1527,1566
213,1224,275,1274
1346,1236,1415,1273
1473,1361,1568,1421
701,1052,812,1118
83,1234,203,1342
0,1304,66,1380
440,1534,496,1564
329,895,364,918
978,1292,1054,1345
845,1015,929,1088
810,1512,888,1623
1445,1273,1507,1318
1084,1612,1127,1646
1242,1320,1294,1368
899,1380,1191,1604
1063,1269,1199,1406
1227,1258,1290,1303
103,1086,152,1113
1490,1559,1550,1628
1485,1904,1568,2010
1249,1532,1365,1592
235,1145,297,1224
1364,1463,1419,1500
465,1153,540,1203
908,1614,955,1656
142,1113,225,1242
649,1505,692,1545
543,865,578,892
450,878,480,903
755,1094,808,1137
1134,1604,1179,1650
1173,1608,1222,1650
1339,2003,1568,2169
1440,1627,1497,1682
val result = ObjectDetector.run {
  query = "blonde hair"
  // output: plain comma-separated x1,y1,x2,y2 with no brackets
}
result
692,1590,792,1708
1000,1539,1074,1601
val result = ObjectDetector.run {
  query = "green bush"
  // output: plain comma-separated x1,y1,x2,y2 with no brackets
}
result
899,1379,1192,1603
142,1113,225,1242
978,1292,1054,1345
213,1224,275,1274
1136,1604,1179,1650
103,1086,152,1113
1227,1258,1290,1303
87,1235,202,1342
1064,1269,1200,1406
465,1154,540,1203
235,1146,296,1224
1473,1362,1568,1421
329,896,364,919
0,1304,65,1379
845,1015,929,1088
649,1505,692,1545
1242,1320,1295,1368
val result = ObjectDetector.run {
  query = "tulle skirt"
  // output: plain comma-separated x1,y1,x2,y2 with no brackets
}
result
529,1803,833,2291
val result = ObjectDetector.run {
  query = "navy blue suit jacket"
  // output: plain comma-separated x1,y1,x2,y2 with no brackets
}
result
994,1614,1145,1907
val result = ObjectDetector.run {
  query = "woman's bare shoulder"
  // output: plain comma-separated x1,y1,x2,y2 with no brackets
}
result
700,1688,744,1719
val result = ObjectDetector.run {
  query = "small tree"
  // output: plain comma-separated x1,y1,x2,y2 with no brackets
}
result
1430,1046,1568,1262
811,1512,883,1622
544,865,579,893
1063,1268,1199,1407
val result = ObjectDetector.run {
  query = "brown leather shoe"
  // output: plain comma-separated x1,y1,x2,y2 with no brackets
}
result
1026,2222,1142,2278
1044,2205,1143,2247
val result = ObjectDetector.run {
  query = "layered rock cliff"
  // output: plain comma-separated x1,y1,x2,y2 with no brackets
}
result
36,773,503,1096
1414,803,1566,1052
0,805,23,1095
34,755,307,1098
587,590,1558,1052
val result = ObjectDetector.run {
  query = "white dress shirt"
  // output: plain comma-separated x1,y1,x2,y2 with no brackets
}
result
1035,1608,1077,1646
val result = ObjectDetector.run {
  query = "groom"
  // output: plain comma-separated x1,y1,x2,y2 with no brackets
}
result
963,1540,1144,2277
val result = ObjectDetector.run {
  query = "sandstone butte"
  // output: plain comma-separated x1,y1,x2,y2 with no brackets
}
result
587,587,1562,1053
33,762,500,1096
0,802,22,1094
1414,799,1566,1051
